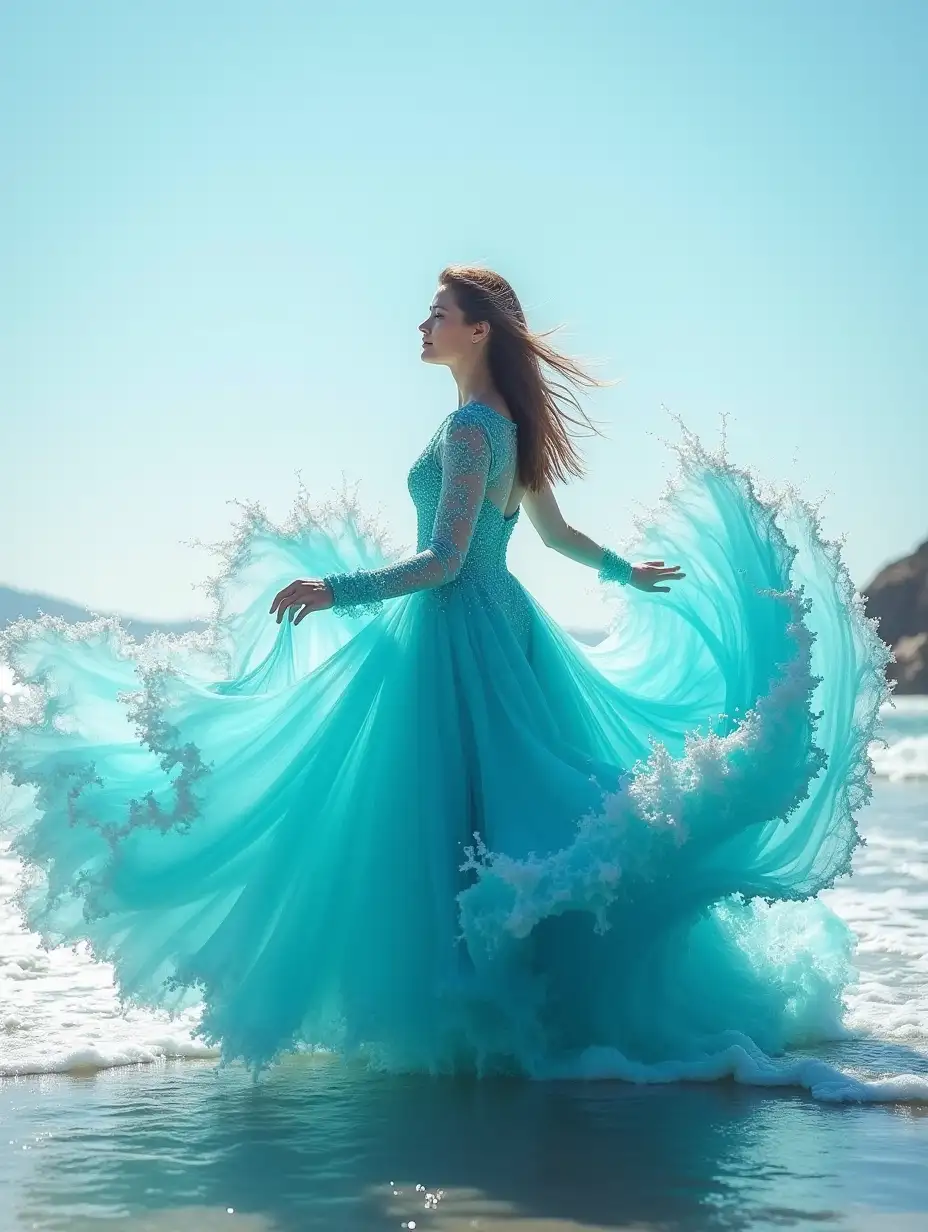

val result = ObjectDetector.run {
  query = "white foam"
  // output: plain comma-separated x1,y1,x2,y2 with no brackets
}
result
0,839,218,1079
870,736,928,781
871,696,928,779
881,696,928,716
542,1039,928,1103
0,662,25,707
1,1038,219,1079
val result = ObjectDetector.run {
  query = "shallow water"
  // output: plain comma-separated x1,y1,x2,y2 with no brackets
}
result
1,708,928,1228
1,1057,927,1231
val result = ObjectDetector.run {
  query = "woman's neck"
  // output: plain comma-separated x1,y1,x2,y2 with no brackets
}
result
452,364,498,412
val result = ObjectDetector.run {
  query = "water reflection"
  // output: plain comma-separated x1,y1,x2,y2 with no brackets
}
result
2,1056,927,1230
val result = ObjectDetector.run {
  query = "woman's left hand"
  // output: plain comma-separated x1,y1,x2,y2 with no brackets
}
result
269,578,335,625
630,560,685,593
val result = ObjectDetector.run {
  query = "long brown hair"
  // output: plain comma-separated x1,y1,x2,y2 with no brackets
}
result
440,264,606,490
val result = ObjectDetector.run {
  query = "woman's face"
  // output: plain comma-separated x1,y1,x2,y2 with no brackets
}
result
419,285,487,365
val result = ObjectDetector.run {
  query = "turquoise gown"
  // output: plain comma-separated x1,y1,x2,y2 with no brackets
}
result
0,400,891,1086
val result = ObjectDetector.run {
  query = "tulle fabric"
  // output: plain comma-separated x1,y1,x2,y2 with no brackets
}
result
0,431,891,1091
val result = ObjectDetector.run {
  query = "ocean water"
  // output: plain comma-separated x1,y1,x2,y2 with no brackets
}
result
0,699,927,1229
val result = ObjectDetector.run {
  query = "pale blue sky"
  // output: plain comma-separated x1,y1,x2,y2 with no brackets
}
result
2,0,925,628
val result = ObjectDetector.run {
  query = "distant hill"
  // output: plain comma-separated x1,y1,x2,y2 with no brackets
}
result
0,585,203,641
864,539,928,695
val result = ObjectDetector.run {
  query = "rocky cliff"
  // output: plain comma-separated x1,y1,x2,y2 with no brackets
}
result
864,539,928,695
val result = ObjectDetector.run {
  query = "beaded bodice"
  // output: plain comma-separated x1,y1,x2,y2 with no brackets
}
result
325,401,522,616
407,403,520,581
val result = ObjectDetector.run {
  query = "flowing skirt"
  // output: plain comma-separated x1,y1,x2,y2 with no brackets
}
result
0,433,892,1092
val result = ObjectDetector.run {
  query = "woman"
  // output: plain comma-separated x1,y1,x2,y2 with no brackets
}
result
269,272,683,628
0,265,888,1084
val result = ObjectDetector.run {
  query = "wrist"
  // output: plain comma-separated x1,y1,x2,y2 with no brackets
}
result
598,547,634,587
323,570,383,618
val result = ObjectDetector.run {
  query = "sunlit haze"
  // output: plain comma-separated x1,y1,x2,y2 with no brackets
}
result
2,1,925,628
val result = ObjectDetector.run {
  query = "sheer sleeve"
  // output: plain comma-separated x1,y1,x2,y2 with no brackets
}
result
323,417,493,614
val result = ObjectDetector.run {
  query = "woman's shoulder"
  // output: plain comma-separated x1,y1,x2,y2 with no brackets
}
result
450,399,516,434
450,400,516,445
442,405,494,457
441,400,516,474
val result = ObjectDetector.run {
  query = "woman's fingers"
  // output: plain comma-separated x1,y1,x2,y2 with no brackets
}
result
292,589,329,623
270,583,297,615
276,592,304,623
272,579,319,620
639,567,686,593
289,595,317,623
650,573,685,586
272,581,329,624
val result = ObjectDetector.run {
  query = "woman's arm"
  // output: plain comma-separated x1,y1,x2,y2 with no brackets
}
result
522,484,684,593
270,413,493,623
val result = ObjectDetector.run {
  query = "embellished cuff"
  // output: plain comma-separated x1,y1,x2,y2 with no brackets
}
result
323,571,384,618
598,547,634,587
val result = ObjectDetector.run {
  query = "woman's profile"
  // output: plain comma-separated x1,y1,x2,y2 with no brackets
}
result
270,267,682,630
0,264,889,1085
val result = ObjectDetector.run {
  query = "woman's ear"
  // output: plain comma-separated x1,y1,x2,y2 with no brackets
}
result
472,320,490,345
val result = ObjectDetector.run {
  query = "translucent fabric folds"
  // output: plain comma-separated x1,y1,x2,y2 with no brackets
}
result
0,417,895,1099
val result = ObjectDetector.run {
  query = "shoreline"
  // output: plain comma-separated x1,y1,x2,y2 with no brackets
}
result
2,1057,927,1231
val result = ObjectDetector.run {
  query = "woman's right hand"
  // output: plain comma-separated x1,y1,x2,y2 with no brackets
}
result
630,560,685,593
269,578,335,624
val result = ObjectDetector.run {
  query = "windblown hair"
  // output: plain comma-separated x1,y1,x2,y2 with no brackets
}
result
439,264,606,490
